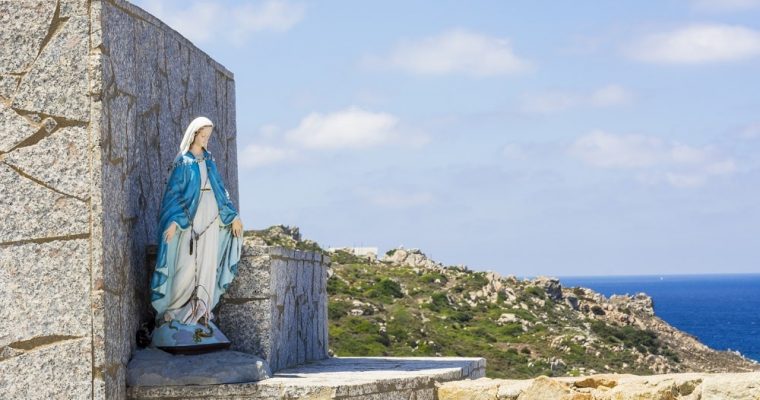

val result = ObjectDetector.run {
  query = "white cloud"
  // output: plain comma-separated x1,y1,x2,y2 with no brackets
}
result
569,130,736,187
502,144,528,160
285,106,429,150
739,122,760,138
240,107,428,169
136,0,304,45
362,28,531,77
589,85,632,107
625,23,760,64
691,0,760,12
239,143,297,169
353,186,435,208
230,0,305,45
259,123,281,138
520,84,632,114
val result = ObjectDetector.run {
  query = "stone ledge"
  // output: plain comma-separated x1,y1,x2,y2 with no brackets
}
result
127,356,485,399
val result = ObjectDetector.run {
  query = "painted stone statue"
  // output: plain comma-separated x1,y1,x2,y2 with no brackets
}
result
148,116,244,353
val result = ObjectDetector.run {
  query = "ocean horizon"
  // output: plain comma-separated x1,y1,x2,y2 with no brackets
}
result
529,273,760,363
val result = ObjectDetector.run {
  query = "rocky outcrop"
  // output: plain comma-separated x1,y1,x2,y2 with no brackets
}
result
437,371,760,399
382,246,448,270
244,224,322,251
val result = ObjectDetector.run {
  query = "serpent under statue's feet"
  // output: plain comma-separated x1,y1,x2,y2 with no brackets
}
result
150,318,231,354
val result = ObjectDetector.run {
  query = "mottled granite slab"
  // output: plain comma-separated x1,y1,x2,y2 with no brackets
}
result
127,348,271,387
128,356,485,399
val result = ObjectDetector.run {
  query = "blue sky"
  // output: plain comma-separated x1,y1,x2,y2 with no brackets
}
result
133,0,760,277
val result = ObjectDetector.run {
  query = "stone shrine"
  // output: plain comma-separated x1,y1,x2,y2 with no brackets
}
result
0,1,484,399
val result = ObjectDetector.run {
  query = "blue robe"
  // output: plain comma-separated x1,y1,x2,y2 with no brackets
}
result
149,148,242,323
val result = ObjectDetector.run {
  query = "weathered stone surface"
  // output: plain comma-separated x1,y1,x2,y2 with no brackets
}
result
0,163,88,242
437,377,500,400
0,0,55,75
0,337,91,399
701,372,760,399
3,125,89,197
518,376,584,400
219,243,331,372
438,372,760,400
225,254,272,298
0,239,90,347
0,102,38,153
0,74,19,99
13,16,90,121
128,356,484,399
127,347,272,386
219,299,273,360
60,0,89,18
103,3,137,97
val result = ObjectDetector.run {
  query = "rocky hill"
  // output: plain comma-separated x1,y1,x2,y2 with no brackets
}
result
328,246,760,379
245,225,760,379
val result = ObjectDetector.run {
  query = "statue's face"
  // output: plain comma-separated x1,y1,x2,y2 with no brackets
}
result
193,125,213,149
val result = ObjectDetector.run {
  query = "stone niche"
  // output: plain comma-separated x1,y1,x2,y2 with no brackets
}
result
0,0,238,399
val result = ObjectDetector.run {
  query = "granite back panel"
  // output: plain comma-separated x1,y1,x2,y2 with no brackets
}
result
0,1,238,398
218,242,331,372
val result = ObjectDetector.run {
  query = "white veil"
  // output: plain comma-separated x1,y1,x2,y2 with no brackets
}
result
177,116,214,158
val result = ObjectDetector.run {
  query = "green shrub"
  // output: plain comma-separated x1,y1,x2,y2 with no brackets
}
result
327,276,350,296
450,311,473,323
367,278,404,300
590,320,664,355
328,300,351,319
427,292,450,312
502,322,524,336
525,286,546,299
420,272,448,284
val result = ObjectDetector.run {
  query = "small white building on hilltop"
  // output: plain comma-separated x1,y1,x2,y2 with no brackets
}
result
327,246,379,261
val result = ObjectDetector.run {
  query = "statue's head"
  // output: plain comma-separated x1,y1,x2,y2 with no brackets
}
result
178,116,214,157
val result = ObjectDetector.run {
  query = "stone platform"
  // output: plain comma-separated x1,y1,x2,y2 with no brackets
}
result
127,356,486,399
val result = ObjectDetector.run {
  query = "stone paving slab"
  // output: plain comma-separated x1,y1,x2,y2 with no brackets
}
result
126,348,272,387
127,355,486,399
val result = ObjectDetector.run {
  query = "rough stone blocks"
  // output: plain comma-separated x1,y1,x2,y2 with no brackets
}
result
218,243,331,372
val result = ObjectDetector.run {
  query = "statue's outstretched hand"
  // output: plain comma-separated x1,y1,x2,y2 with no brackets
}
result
232,218,243,237
164,222,177,243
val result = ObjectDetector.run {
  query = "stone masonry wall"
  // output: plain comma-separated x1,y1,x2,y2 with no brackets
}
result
218,241,331,372
0,1,238,398
0,1,96,398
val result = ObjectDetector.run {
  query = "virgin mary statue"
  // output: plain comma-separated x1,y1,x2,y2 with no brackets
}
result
148,116,244,353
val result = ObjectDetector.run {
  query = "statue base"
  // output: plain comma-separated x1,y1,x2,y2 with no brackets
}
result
150,319,231,355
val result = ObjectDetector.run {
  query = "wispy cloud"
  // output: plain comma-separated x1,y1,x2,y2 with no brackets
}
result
136,0,304,46
353,186,435,208
284,106,429,150
239,106,428,169
739,121,760,139
625,23,760,64
361,28,531,77
239,143,298,169
569,130,736,187
691,0,760,12
520,84,632,114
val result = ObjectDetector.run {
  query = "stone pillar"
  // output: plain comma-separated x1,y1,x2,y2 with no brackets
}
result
0,1,238,398
218,241,331,372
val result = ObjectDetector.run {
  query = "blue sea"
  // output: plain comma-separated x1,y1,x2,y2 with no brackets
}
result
554,273,760,362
